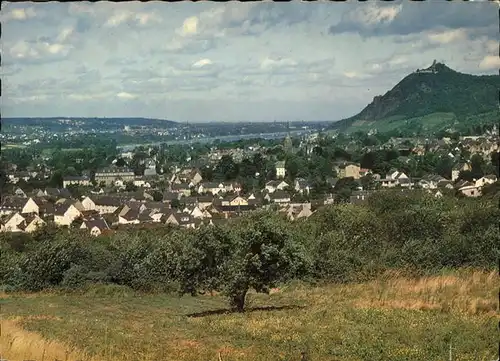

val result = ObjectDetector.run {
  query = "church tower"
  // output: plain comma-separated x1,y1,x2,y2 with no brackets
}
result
283,121,293,153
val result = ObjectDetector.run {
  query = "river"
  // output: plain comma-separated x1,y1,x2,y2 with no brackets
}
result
117,130,310,151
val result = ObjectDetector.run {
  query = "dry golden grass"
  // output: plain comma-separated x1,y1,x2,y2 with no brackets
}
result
349,269,499,316
0,268,498,361
1,317,98,361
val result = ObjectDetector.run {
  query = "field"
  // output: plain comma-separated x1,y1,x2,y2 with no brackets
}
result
1,269,498,361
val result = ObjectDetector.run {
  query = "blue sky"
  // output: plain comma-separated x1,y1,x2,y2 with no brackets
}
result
1,1,498,122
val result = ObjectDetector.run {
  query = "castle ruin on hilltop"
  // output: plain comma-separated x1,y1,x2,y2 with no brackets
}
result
415,60,439,74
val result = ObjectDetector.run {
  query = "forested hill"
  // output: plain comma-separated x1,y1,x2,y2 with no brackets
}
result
332,61,500,133
2,117,179,131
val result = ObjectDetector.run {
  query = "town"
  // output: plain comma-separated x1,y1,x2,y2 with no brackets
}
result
1,123,498,237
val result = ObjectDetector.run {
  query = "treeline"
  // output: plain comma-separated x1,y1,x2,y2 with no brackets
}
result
1,191,498,311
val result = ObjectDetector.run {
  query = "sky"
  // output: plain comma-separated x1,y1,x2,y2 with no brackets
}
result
1,1,499,122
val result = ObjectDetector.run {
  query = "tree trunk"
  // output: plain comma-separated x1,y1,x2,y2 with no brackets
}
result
231,289,247,312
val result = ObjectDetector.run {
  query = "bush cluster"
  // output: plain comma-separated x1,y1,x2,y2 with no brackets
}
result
1,190,498,310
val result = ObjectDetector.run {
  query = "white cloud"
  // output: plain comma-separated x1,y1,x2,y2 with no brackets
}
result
116,92,138,100
485,40,498,54
2,2,498,121
136,13,161,26
56,27,74,43
3,7,37,21
344,71,358,79
192,58,213,68
104,10,161,27
427,29,467,45
260,57,297,70
388,56,408,66
105,11,133,27
351,4,402,26
180,16,199,36
479,55,500,70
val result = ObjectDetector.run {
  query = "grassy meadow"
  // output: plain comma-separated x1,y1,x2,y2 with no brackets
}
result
1,268,498,361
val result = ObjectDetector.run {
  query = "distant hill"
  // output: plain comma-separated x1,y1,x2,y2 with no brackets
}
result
332,61,500,133
2,117,179,131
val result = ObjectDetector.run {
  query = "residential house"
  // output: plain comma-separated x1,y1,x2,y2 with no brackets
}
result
81,196,97,211
14,188,27,198
419,174,446,189
133,176,152,188
378,170,411,188
457,183,481,197
43,188,72,199
475,175,498,188
7,171,31,184
198,182,224,195
294,178,311,194
23,214,46,233
54,201,82,226
170,173,182,185
283,203,313,221
177,168,203,185
120,151,134,160
265,190,291,204
118,208,141,225
143,159,157,177
197,196,214,210
80,217,111,237
171,182,192,196
265,180,289,193
93,196,123,214
3,212,26,232
275,161,286,178
451,162,471,182
336,163,361,179
62,175,91,188
94,167,135,186
223,182,242,193
220,195,248,207
21,197,45,215
437,179,454,189
164,212,196,228
190,205,213,219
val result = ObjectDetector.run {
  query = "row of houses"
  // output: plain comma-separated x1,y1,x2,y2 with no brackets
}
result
0,188,319,236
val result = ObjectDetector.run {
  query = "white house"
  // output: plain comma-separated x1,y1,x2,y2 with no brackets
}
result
275,161,286,179
81,196,97,211
265,180,289,194
475,175,498,188
54,203,82,226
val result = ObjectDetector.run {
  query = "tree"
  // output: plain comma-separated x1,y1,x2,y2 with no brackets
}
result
125,181,138,192
170,198,180,209
490,151,499,177
151,190,163,202
115,158,127,167
49,171,63,188
214,155,238,181
200,166,214,182
435,157,453,179
173,212,310,312
360,174,376,190
470,154,485,180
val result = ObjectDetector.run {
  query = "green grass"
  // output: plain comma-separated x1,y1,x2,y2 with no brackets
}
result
1,269,498,361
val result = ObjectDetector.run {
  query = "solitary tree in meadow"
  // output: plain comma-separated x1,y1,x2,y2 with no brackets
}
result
173,211,310,312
